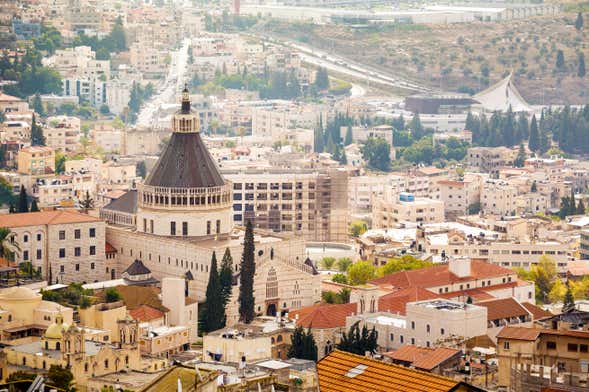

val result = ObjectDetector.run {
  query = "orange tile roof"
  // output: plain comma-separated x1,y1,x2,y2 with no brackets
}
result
129,304,165,322
521,302,552,320
290,303,356,329
378,287,439,315
370,260,514,289
317,350,462,392
0,92,22,102
383,345,461,371
0,210,101,228
478,297,529,321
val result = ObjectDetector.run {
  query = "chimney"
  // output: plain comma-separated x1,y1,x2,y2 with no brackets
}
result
448,257,471,278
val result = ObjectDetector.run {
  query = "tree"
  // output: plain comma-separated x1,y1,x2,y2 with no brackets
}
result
320,257,336,270
344,125,353,145
337,321,378,355
80,190,94,212
349,220,367,237
332,273,348,284
238,220,255,323
578,199,586,214
105,287,121,303
137,160,146,178
548,279,566,304
219,248,233,306
0,227,17,260
555,50,565,71
529,115,540,152
204,251,226,332
377,255,433,277
109,16,127,52
535,255,558,303
314,115,324,153
30,114,45,146
531,181,537,193
30,199,39,212
562,283,575,313
575,12,584,31
17,185,28,213
337,257,353,272
409,112,425,139
361,137,391,171
32,93,45,117
514,143,526,167
347,261,376,285
47,365,74,391
287,326,318,361
314,66,329,90
578,52,586,78
99,104,110,115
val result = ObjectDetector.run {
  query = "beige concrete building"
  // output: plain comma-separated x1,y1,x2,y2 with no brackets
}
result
467,146,517,175
0,92,29,114
17,146,56,175
481,179,519,216
43,115,81,152
0,211,106,284
373,192,445,228
437,177,482,218
223,168,349,242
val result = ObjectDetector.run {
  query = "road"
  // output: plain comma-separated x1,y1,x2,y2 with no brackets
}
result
136,37,191,128
251,33,434,94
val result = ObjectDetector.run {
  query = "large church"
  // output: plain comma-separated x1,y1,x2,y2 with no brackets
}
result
101,88,321,324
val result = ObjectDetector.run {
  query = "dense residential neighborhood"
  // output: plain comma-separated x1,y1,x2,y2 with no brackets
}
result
1,0,589,391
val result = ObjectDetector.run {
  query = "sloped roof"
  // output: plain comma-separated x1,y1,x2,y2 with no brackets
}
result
317,350,470,392
378,287,439,315
102,189,137,214
369,260,514,289
473,73,533,113
0,92,22,102
290,302,356,329
383,345,461,371
124,259,151,276
521,302,552,320
478,297,529,321
497,326,589,341
0,210,100,228
129,304,165,322
144,132,225,188
98,285,169,313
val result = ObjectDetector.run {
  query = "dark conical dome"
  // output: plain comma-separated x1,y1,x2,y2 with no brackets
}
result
145,131,225,188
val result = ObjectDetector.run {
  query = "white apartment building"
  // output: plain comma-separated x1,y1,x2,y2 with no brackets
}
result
251,104,326,140
93,127,123,153
0,121,30,142
44,116,81,152
481,180,519,216
33,173,96,208
437,175,483,217
105,78,131,115
373,192,445,228
129,42,168,78
339,124,393,146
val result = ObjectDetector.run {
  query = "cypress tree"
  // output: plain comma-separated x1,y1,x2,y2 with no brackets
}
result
287,326,318,361
531,181,537,193
514,143,526,167
30,199,39,212
32,93,45,117
571,187,577,215
578,52,586,77
238,220,255,324
8,203,15,213
219,248,233,306
17,185,28,213
562,284,575,313
575,12,583,31
30,114,45,146
314,114,324,153
344,125,353,146
577,199,586,214
529,115,540,152
556,50,565,71
203,251,225,332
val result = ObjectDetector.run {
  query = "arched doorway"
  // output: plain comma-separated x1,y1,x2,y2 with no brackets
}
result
266,303,277,316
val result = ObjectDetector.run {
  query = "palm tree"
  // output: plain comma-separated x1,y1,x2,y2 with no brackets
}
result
0,227,18,262
80,191,94,213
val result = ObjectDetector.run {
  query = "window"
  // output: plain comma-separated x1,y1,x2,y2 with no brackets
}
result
36,249,42,259
59,230,65,240
90,263,95,270
59,248,66,258
170,222,176,236
23,250,28,261
568,343,578,352
89,228,96,238
104,359,109,369
37,233,41,241
440,328,445,335
216,219,221,234
426,324,430,333
390,333,394,342
74,229,81,239
60,265,64,273
75,264,80,271
207,221,211,235
400,335,404,343
411,338,415,345
546,341,557,350
580,344,588,353
23,234,28,243
75,247,81,257
411,321,415,330
89,246,96,255
182,222,188,236
503,341,510,350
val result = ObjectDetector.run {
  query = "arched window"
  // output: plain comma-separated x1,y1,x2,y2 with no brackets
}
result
84,363,89,372
426,324,431,333
266,268,278,299
277,335,283,342
104,359,109,369
56,342,60,351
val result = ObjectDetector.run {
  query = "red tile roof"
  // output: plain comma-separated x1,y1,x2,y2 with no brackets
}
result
370,260,514,289
0,210,100,228
129,304,165,322
378,287,439,315
317,350,462,392
290,302,356,329
478,297,530,321
497,326,589,341
522,303,552,320
383,345,461,371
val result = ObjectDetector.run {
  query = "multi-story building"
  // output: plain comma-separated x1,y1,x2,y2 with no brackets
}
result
0,120,31,142
17,146,55,175
467,146,517,175
373,192,445,228
497,325,589,391
0,211,106,284
223,168,349,242
0,92,29,114
481,179,519,216
437,175,483,218
43,116,81,152
339,124,394,146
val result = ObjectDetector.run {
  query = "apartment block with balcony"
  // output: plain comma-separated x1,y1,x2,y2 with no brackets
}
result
44,116,81,152
17,146,55,175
